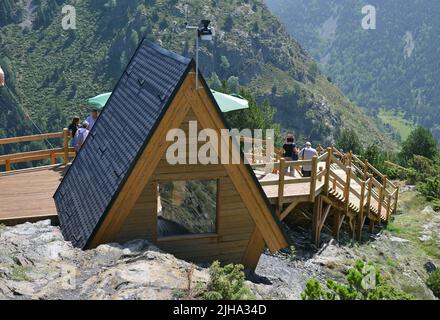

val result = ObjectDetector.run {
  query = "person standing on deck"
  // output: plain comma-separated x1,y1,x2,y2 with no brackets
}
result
68,116,80,147
86,109,99,130
299,142,318,177
282,133,298,176
74,121,89,154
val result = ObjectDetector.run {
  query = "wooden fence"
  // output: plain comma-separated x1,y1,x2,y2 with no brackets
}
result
0,128,75,171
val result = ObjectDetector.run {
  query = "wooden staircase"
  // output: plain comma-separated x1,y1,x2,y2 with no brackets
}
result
248,144,399,246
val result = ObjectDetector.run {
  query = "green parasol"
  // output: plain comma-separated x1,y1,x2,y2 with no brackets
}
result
86,90,249,113
86,92,112,110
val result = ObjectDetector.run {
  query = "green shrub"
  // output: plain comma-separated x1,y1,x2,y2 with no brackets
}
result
418,176,440,204
203,261,255,300
336,128,363,155
301,260,413,300
399,126,438,164
427,269,440,298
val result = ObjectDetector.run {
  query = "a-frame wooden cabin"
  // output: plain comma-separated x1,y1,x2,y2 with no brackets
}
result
54,40,288,270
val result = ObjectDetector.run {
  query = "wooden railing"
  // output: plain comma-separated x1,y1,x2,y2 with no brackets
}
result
250,145,399,223
0,129,75,172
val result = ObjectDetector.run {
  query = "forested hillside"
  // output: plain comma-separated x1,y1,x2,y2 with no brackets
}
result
265,0,440,142
0,0,393,148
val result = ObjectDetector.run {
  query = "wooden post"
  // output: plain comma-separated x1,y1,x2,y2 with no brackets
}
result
312,196,322,246
367,174,374,233
378,175,387,219
309,155,318,201
347,151,353,167
50,152,56,165
277,158,286,215
386,193,392,222
324,147,332,194
318,166,324,182
63,128,69,165
393,187,400,215
333,212,342,241
316,144,323,155
357,181,366,241
344,166,352,214
5,159,11,171
363,160,369,178
366,174,373,216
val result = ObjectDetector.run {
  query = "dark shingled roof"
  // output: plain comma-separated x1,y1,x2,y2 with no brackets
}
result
53,39,193,248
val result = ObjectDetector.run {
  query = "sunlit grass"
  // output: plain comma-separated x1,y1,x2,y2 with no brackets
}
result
378,109,414,141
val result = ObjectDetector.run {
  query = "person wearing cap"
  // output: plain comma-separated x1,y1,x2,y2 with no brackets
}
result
74,121,90,154
299,142,318,177
86,109,99,130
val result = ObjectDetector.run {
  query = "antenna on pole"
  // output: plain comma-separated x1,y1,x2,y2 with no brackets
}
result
184,4,213,90
184,3,189,27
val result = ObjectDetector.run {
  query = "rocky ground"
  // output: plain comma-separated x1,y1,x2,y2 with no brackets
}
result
0,189,438,300
250,187,440,300
0,221,209,300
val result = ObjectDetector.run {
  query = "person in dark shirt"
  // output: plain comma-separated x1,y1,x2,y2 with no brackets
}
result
68,116,80,147
282,133,298,176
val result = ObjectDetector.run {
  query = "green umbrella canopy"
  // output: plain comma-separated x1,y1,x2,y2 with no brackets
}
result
210,90,249,113
86,92,112,110
86,90,249,113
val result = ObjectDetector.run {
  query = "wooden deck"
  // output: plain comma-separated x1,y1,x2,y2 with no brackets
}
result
256,172,325,202
0,164,68,225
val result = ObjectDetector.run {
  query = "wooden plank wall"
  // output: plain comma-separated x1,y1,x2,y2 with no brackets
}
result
114,182,157,243
114,108,257,266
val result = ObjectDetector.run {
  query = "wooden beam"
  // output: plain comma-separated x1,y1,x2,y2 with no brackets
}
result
63,128,69,165
309,155,318,201
386,193,392,222
0,148,63,161
319,203,332,231
393,186,400,215
347,151,353,167
377,175,387,219
312,196,322,246
333,212,343,241
241,229,266,270
357,181,366,241
349,217,356,240
324,147,332,194
277,158,286,215
280,201,299,221
0,132,63,145
344,166,352,214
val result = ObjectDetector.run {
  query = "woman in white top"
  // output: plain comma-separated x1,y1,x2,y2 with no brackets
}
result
74,121,90,154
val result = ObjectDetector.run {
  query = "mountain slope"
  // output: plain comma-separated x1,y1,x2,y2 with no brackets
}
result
265,0,440,142
0,0,393,148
